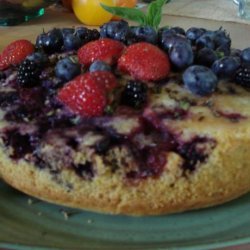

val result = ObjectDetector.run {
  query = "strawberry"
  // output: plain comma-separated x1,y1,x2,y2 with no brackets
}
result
90,71,117,92
0,40,34,70
118,42,170,82
58,71,118,117
77,38,125,66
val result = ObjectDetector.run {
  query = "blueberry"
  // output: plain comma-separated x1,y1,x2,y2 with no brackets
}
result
36,28,64,54
89,60,111,72
169,26,186,36
169,42,194,69
230,48,241,57
75,27,100,45
63,33,82,51
213,28,231,48
195,47,218,67
100,20,130,43
158,27,175,37
129,26,158,44
186,27,206,44
241,47,250,66
61,28,75,38
212,56,240,78
196,33,215,50
160,33,189,52
55,57,81,82
26,52,48,67
216,44,230,57
35,33,47,50
183,65,218,96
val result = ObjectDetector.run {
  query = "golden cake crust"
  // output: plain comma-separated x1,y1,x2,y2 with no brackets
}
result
0,48,250,215
0,128,249,215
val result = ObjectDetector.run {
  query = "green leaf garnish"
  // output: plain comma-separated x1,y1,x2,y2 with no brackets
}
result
101,0,169,30
147,0,167,29
100,5,147,26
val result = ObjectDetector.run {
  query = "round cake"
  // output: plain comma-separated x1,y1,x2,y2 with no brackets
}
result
0,20,249,215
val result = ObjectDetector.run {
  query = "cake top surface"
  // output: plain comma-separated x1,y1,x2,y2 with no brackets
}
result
0,3,250,180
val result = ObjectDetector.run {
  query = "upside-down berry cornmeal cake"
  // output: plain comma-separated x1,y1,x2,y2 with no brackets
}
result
0,21,249,215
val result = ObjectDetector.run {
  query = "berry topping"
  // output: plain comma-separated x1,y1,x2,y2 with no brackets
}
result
160,33,188,52
17,59,41,88
129,26,158,44
213,28,231,49
212,56,240,78
90,71,118,92
186,27,206,44
216,44,230,57
240,47,250,66
89,60,111,72
100,20,130,43
196,33,215,50
36,28,63,54
26,52,48,66
183,65,218,96
230,48,241,57
195,47,218,67
63,33,82,51
57,73,108,117
77,38,125,66
75,27,100,45
121,80,147,109
235,66,250,88
0,40,34,70
169,26,186,36
61,28,75,37
169,41,194,69
118,42,170,82
55,57,81,83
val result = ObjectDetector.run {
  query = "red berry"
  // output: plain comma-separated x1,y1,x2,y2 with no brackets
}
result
58,73,107,117
90,71,118,92
118,42,170,82
0,40,34,70
77,38,125,66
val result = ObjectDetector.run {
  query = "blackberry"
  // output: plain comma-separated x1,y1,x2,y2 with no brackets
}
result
17,59,41,88
121,81,147,109
235,66,250,88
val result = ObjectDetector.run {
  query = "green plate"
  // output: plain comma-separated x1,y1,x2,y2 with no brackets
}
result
0,181,249,250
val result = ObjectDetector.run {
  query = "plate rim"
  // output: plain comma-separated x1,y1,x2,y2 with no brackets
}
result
1,234,250,250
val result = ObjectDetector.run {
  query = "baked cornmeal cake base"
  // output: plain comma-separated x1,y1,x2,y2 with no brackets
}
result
0,22,250,215
0,78,249,215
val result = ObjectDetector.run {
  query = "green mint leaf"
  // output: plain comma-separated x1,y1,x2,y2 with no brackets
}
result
147,0,167,29
100,4,147,26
